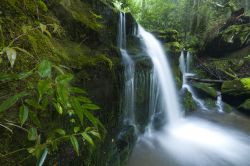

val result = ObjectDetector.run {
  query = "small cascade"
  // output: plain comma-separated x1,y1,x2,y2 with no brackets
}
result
216,91,224,113
179,51,208,111
118,12,136,126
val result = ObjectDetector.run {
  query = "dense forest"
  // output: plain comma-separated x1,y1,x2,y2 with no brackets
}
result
0,0,249,166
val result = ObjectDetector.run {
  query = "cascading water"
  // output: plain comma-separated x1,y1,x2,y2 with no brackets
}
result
138,25,181,126
118,12,136,126
127,25,250,166
179,51,208,111
216,91,224,113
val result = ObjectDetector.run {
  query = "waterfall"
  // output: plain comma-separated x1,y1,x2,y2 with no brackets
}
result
118,12,136,126
179,51,208,111
128,24,250,166
138,25,182,126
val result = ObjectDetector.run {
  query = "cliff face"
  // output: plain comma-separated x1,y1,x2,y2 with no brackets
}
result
0,0,138,165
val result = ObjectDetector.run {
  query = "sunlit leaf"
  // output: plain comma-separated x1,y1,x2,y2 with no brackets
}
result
89,130,101,139
0,92,29,113
38,60,52,78
19,105,29,126
83,104,100,111
70,135,79,156
77,96,91,104
69,87,86,94
39,23,47,33
28,127,38,141
5,47,17,68
81,132,94,147
53,102,63,114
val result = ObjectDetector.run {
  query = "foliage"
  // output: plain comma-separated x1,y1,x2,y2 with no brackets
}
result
0,60,104,164
0,1,109,165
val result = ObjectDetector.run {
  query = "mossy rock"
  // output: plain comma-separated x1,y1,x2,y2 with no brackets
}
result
205,24,250,55
191,83,217,99
221,78,250,105
182,90,197,112
238,99,250,113
152,29,180,43
165,41,182,54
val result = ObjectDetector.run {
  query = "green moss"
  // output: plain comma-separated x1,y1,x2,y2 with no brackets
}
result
221,24,250,46
165,41,182,53
59,0,103,31
241,78,250,89
183,91,197,112
192,83,217,99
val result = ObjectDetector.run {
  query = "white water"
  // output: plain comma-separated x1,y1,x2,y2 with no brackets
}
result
216,91,224,113
118,13,136,126
179,51,208,111
128,26,250,166
138,25,181,126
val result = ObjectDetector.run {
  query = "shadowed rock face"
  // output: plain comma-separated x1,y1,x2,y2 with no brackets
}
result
204,23,250,55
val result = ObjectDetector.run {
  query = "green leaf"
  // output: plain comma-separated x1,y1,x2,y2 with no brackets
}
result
71,98,83,124
55,128,66,135
28,127,38,141
25,99,44,110
89,130,101,139
38,60,51,78
39,23,47,33
74,127,80,133
19,105,29,126
29,111,41,127
0,92,28,113
70,135,79,156
53,102,63,114
83,104,100,111
38,79,51,101
69,87,86,94
77,96,91,104
36,147,48,166
5,47,17,68
55,74,73,85
81,132,94,147
82,108,104,128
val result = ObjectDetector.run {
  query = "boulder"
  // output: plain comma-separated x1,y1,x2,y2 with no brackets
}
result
238,99,250,113
191,83,218,99
221,78,250,106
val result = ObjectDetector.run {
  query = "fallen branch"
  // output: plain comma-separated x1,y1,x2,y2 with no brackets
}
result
187,77,224,84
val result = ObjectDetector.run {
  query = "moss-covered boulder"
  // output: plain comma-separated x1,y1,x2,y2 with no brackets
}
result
191,83,217,99
205,24,250,55
238,99,250,113
222,78,250,105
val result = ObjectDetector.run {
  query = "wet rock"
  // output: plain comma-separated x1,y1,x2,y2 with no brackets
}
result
191,83,217,99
